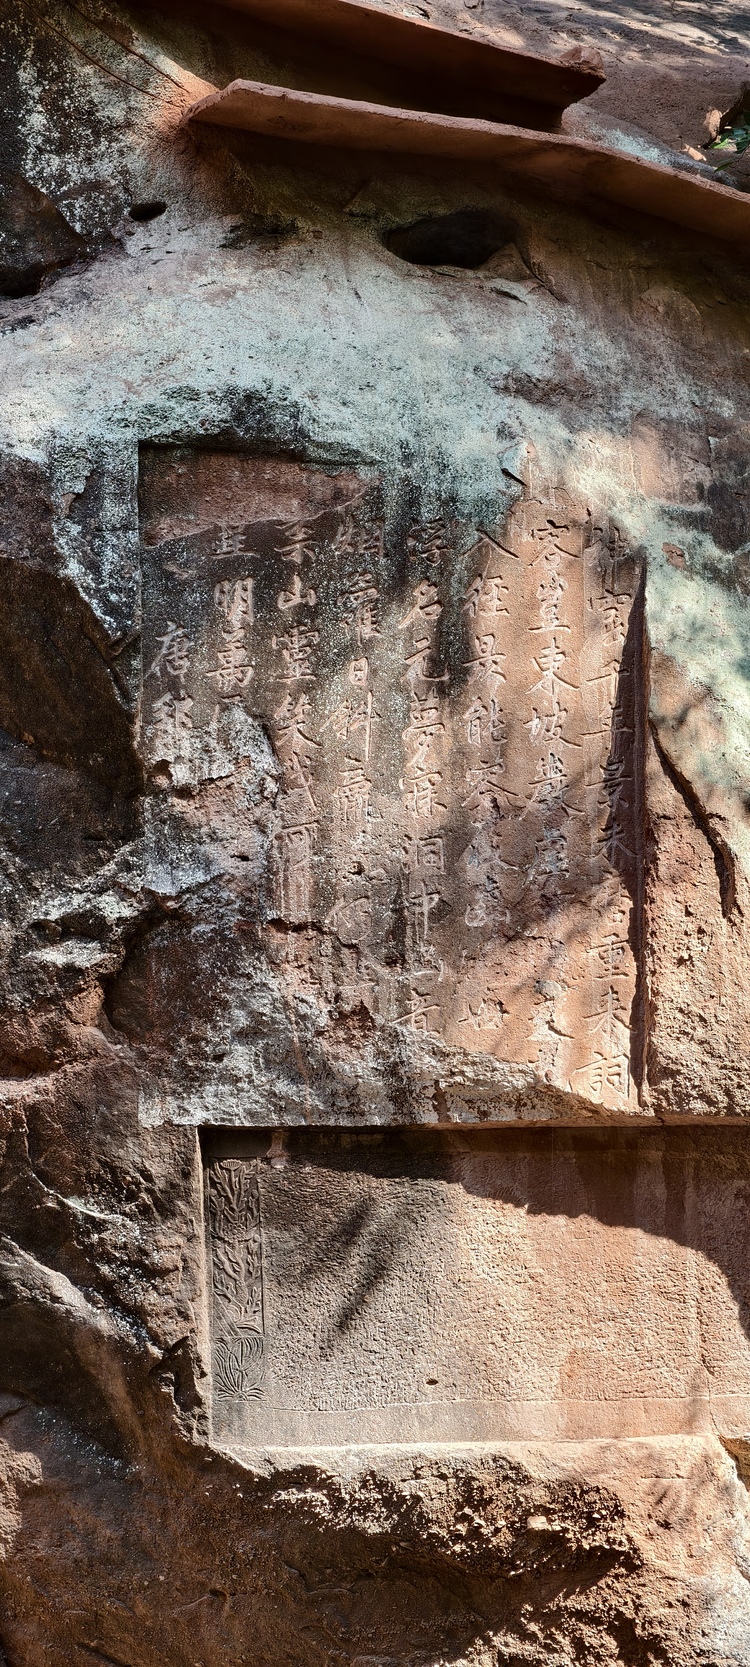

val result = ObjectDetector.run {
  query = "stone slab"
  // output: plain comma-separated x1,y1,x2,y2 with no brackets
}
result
204,1127,750,1451
187,82,750,248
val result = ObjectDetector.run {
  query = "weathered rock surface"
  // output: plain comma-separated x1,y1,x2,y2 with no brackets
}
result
3,1,750,1663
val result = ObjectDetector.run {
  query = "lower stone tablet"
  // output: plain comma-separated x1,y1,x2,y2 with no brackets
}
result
204,1126,750,1451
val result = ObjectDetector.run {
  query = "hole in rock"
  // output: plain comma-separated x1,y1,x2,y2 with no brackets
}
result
128,200,167,222
384,208,516,269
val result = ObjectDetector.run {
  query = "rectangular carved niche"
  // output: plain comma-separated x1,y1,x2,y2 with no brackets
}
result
204,1127,750,1451
140,452,645,1119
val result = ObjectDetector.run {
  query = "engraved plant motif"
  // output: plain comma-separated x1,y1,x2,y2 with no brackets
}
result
214,1327,265,1399
208,1161,265,1399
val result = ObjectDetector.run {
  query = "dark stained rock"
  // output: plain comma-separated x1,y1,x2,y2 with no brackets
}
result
0,172,88,298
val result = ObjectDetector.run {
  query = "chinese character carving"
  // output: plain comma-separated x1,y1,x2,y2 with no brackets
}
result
207,627,254,696
273,625,320,682
148,692,194,762
146,621,193,686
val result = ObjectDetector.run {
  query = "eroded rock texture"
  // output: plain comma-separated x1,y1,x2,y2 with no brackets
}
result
3,0,750,1663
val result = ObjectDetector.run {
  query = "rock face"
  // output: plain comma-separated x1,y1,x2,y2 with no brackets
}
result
4,1,750,1664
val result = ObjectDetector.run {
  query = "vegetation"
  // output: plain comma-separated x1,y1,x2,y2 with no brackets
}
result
707,96,750,169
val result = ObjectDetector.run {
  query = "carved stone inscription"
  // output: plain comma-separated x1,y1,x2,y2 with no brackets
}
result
141,455,643,1113
205,1129,750,1450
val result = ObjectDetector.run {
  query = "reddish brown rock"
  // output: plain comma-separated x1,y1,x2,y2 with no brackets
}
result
2,1,750,1664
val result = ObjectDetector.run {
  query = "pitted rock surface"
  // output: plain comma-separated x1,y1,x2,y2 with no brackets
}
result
3,2,750,1664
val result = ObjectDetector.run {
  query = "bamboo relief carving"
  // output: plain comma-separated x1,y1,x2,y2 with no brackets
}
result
208,1159,266,1402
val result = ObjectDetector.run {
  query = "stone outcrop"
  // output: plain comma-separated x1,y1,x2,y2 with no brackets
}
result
3,1,750,1663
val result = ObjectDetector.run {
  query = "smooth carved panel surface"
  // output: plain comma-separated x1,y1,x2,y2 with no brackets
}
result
205,1129,750,1450
140,453,644,1117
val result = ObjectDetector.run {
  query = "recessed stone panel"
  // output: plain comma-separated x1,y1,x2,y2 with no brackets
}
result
204,1127,750,1450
